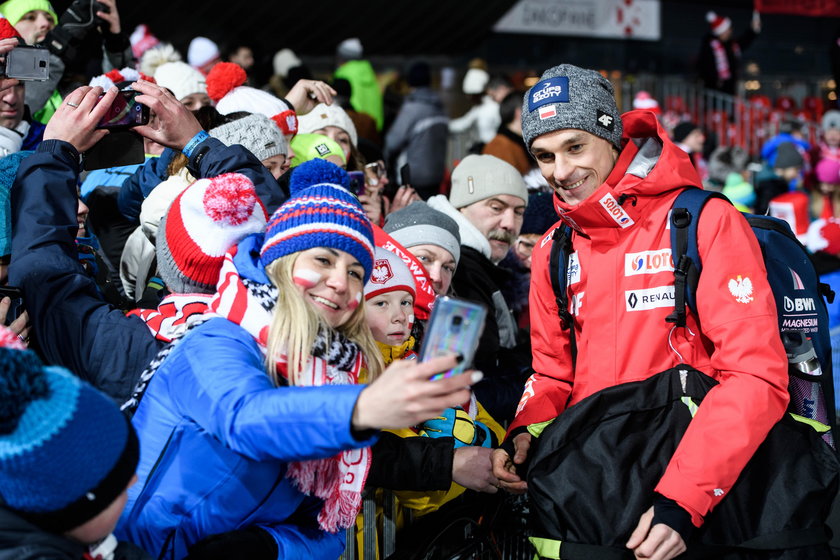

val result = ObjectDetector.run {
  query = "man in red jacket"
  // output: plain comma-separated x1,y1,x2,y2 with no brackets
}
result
491,64,788,560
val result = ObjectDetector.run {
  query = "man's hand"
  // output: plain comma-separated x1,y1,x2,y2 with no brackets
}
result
131,80,202,150
626,507,687,560
452,446,499,493
0,38,20,94
96,0,121,34
387,185,420,216
43,86,113,153
491,432,531,494
285,79,336,115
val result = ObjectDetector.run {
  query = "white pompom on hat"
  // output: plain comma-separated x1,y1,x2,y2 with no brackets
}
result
706,11,731,37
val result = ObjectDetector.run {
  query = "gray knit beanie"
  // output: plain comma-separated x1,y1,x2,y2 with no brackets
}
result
383,201,461,265
521,64,622,151
210,114,288,161
449,154,528,210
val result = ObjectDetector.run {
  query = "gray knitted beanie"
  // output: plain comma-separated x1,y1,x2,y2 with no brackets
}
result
521,64,622,151
210,113,288,161
449,154,528,210
383,201,461,265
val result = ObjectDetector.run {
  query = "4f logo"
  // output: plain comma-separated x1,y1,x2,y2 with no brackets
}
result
596,110,615,131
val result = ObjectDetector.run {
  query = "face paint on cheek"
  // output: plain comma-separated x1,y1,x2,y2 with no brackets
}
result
347,291,362,310
293,268,322,288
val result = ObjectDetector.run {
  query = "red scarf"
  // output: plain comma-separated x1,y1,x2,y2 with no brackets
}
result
127,293,213,342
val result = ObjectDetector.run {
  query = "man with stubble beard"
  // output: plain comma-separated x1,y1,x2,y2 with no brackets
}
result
426,154,532,424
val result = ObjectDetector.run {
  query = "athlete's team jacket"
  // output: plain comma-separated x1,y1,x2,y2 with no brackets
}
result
511,111,789,527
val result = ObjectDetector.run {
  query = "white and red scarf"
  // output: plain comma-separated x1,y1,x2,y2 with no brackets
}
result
710,39,731,81
208,245,371,533
127,294,214,342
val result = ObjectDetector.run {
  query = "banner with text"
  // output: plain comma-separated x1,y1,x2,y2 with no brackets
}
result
493,0,661,41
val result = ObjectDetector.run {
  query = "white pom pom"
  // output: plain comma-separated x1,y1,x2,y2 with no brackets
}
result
140,43,182,76
706,11,717,23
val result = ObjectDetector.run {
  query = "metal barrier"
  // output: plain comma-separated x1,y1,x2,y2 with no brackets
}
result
619,76,822,157
340,491,533,560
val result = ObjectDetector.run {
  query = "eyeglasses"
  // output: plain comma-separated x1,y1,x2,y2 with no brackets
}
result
364,161,387,186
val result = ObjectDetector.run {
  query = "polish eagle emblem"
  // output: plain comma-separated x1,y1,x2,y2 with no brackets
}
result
728,275,754,304
371,259,393,284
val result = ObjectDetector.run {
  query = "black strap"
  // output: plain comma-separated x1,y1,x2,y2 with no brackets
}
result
665,206,692,328
549,225,576,365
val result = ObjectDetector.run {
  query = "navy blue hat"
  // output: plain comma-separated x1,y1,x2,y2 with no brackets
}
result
0,327,138,532
521,192,559,236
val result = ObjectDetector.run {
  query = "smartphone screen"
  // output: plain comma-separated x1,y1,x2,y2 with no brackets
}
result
96,91,149,130
348,171,366,196
420,297,487,380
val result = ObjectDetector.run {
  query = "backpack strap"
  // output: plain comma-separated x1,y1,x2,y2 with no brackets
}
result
549,224,577,365
666,188,729,328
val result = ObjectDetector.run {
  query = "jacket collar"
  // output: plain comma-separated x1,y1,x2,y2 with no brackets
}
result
426,194,491,258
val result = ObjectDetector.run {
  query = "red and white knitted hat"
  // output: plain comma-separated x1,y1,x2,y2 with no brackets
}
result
632,91,660,115
157,173,268,294
365,246,416,301
706,11,731,37
207,62,298,137
89,67,155,90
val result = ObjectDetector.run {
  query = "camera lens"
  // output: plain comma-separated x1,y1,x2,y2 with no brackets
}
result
452,316,463,326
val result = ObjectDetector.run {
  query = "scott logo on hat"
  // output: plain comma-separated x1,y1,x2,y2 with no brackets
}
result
529,77,569,112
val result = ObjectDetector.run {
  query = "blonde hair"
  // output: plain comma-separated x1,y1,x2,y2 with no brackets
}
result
264,254,384,386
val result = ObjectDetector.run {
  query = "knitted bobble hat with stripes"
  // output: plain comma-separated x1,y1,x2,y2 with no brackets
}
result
157,172,268,294
0,325,139,533
260,159,374,282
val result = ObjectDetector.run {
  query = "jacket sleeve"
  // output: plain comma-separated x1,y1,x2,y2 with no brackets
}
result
9,141,163,402
655,198,789,526
507,234,575,435
186,137,287,215
167,319,379,462
448,106,478,134
117,149,177,222
384,104,414,161
258,498,346,559
367,431,453,491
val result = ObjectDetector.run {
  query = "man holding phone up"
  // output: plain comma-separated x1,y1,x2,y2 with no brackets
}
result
491,64,788,560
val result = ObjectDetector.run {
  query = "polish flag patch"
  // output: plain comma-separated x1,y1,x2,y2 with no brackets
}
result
539,105,557,120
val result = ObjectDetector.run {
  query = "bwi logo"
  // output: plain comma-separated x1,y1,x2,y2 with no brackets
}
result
370,259,393,284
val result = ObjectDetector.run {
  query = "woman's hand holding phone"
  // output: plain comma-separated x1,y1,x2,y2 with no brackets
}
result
351,354,482,431
44,86,116,153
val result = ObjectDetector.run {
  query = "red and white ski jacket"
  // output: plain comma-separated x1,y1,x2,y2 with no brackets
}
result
512,111,789,526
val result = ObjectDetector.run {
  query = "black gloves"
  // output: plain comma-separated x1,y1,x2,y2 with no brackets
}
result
41,0,104,59
184,526,279,560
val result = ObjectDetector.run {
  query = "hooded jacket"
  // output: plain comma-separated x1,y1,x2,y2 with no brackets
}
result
513,111,789,526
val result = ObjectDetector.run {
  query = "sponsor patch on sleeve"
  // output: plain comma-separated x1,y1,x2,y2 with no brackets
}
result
529,77,569,112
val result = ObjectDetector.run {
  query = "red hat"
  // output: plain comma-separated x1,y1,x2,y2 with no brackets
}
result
706,11,731,37
157,173,268,293
0,15,21,41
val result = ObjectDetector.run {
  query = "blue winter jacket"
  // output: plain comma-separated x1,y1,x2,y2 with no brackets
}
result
116,236,378,559
9,138,283,403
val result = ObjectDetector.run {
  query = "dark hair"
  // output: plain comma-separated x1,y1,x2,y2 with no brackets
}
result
487,74,512,92
499,91,521,125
